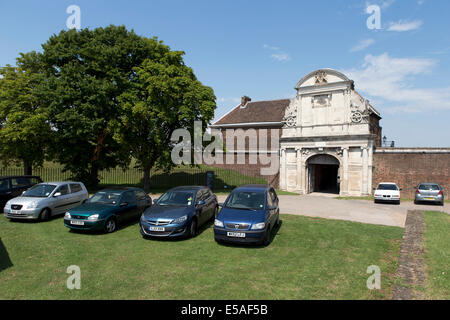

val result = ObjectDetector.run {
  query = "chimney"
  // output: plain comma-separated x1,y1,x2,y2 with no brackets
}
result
240,96,251,107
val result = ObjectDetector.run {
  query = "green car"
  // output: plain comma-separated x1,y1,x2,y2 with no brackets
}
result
64,187,151,233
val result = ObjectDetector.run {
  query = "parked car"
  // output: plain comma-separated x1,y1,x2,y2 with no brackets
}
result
214,184,280,246
373,182,401,204
64,187,151,233
3,181,88,220
140,186,217,239
414,183,445,206
0,176,42,210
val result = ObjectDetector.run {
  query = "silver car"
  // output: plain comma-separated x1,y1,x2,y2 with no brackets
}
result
3,181,88,221
414,183,445,206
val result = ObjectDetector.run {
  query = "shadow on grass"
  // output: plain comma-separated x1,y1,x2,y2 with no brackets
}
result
0,237,13,272
68,217,141,236
216,220,283,249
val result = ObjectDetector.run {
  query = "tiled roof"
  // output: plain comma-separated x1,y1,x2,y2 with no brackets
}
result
213,99,291,125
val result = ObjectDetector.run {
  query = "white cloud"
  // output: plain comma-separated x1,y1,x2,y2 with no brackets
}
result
387,20,423,32
350,38,375,52
271,53,291,62
263,44,291,62
344,53,450,113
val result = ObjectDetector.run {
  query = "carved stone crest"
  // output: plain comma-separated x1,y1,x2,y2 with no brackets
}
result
335,148,343,156
350,102,370,124
302,148,310,156
282,100,297,128
314,71,327,85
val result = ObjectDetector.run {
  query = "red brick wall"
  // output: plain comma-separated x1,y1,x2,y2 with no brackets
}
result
373,150,450,198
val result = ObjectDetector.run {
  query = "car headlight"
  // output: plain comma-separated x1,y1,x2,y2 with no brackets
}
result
140,214,147,222
26,201,40,209
251,222,266,230
4,201,11,208
214,219,224,227
87,214,100,221
172,215,187,224
65,212,71,219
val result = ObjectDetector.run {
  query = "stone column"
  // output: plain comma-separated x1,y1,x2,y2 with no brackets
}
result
362,146,369,195
296,147,302,193
368,143,373,195
280,147,287,190
342,147,349,195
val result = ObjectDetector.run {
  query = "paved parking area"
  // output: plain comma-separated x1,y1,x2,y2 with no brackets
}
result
215,194,449,228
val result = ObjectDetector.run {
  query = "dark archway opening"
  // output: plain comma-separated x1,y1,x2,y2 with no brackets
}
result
307,154,340,194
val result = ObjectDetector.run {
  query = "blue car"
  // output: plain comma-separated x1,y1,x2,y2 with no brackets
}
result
140,186,218,239
214,184,280,246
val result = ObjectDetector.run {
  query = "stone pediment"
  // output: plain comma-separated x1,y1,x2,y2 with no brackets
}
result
295,69,351,89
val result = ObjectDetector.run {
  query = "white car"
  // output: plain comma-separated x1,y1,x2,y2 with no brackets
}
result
374,182,401,204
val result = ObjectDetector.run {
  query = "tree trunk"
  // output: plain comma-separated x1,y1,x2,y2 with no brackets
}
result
88,163,99,188
143,166,151,192
23,160,32,176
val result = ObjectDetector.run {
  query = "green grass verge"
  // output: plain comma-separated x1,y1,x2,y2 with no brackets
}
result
423,211,450,299
0,214,402,300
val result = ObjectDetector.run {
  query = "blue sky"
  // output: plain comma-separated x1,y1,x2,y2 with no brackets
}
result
1,0,449,146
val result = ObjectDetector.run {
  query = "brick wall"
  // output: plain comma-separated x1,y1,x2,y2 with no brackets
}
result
373,149,450,198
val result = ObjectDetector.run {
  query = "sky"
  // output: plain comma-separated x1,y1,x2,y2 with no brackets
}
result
0,0,449,147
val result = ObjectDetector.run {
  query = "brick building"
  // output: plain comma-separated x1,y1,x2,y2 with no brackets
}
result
211,69,450,196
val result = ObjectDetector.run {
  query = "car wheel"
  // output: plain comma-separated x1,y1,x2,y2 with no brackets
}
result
39,208,50,221
189,219,197,238
104,218,117,234
440,201,445,206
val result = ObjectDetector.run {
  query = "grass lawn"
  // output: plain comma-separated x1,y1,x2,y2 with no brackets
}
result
0,214,402,300
423,211,450,299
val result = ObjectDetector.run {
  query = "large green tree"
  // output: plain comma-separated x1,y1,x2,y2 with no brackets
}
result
0,52,51,174
114,47,216,190
39,25,168,187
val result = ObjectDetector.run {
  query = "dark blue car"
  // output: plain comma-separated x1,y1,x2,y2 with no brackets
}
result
140,186,218,238
214,184,280,246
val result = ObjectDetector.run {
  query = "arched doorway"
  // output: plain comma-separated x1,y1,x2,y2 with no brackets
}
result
307,154,340,194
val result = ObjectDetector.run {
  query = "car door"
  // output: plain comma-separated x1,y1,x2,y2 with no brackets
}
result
266,188,278,226
269,188,279,225
0,178,12,208
195,190,208,226
204,189,216,220
69,183,86,205
117,191,138,223
11,177,31,197
52,184,71,215
134,190,149,217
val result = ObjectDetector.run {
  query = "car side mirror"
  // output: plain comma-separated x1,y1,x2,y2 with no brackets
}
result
153,198,158,204
22,191,25,195
400,188,403,191
53,192,61,197
197,200,205,206
218,203,224,207
120,202,128,207
268,205,277,210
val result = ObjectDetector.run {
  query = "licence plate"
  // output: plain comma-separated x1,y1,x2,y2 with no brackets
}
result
70,220,84,226
10,210,20,214
425,197,434,200
227,232,245,238
150,226,165,232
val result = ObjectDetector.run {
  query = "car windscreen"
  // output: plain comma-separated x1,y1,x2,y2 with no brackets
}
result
418,184,440,190
225,191,266,211
88,192,122,205
377,184,398,191
23,184,57,197
157,191,194,206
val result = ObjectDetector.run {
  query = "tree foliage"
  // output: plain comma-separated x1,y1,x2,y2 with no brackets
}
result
39,25,166,186
0,52,51,174
114,47,216,190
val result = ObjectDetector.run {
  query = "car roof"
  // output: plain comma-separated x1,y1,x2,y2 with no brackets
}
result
0,175,41,179
418,182,440,185
169,186,206,192
97,187,142,193
38,181,83,186
233,184,271,192
378,182,398,185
